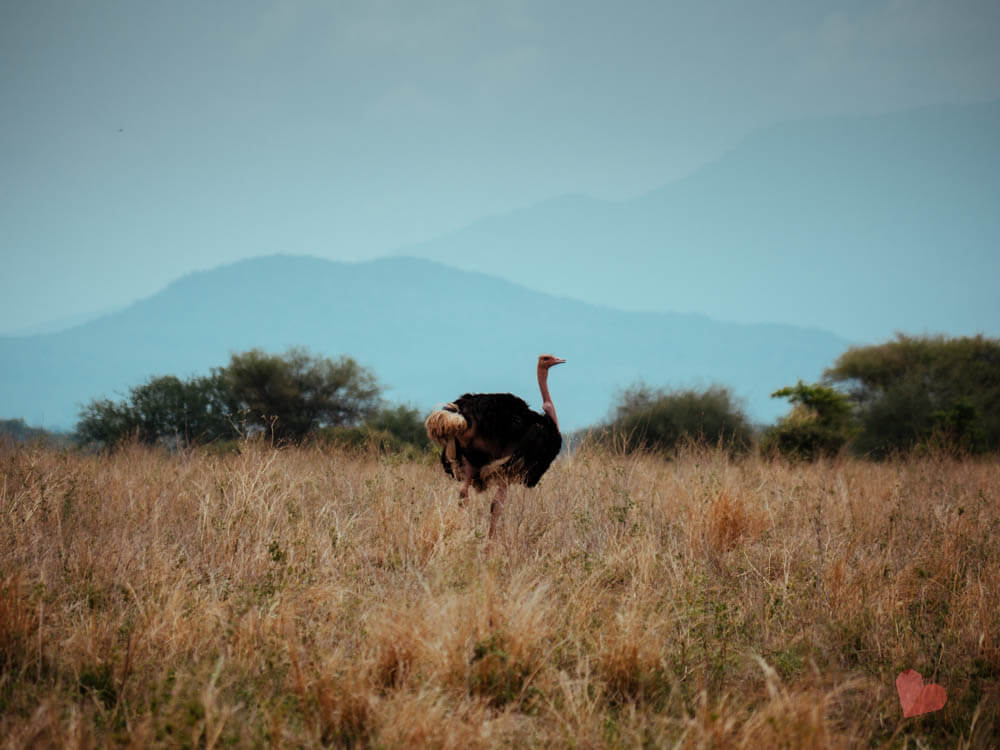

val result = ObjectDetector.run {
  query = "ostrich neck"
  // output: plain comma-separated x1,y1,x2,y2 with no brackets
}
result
538,366,559,430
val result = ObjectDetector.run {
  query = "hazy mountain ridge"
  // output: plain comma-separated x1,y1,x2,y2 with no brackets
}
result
0,255,850,432
403,101,1000,341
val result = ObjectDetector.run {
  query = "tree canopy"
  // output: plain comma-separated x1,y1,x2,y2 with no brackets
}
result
76,348,383,448
77,374,230,447
597,384,753,454
220,348,381,442
825,334,1000,457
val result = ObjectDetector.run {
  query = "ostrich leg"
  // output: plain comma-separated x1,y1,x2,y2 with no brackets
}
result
488,482,508,538
458,458,475,505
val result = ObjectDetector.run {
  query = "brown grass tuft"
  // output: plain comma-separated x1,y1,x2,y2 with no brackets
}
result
705,487,764,554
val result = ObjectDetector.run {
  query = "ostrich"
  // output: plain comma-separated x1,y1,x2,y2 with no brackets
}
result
425,354,566,538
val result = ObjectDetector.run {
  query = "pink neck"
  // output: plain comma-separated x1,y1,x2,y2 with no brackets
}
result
538,365,559,429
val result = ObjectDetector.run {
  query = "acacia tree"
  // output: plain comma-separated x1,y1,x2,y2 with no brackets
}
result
76,348,382,447
77,374,230,447
825,334,1000,457
217,348,381,442
130,374,231,444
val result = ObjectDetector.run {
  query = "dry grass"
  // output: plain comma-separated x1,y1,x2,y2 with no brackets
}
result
1,439,998,748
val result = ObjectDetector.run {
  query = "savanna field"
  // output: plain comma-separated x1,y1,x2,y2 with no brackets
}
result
2,441,998,748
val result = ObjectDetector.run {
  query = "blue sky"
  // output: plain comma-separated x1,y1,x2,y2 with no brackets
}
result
3,0,1000,334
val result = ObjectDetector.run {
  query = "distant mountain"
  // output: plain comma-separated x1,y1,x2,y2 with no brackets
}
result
403,101,1000,342
0,255,851,432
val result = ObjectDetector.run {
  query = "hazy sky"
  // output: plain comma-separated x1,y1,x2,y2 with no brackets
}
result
3,0,1000,333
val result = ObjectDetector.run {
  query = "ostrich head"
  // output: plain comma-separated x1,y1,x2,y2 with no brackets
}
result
537,354,566,370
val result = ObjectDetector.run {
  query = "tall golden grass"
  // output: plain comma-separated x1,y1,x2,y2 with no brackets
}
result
1,440,997,748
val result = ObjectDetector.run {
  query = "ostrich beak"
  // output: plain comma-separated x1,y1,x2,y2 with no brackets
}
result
553,357,566,365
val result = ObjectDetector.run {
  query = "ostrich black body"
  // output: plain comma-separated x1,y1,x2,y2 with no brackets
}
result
440,392,562,490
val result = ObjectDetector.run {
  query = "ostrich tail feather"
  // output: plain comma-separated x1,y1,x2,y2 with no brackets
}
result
425,406,467,443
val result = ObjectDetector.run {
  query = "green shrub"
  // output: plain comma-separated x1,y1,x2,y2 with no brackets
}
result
311,403,431,457
0,419,69,447
762,381,854,460
596,384,753,455
366,404,430,450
